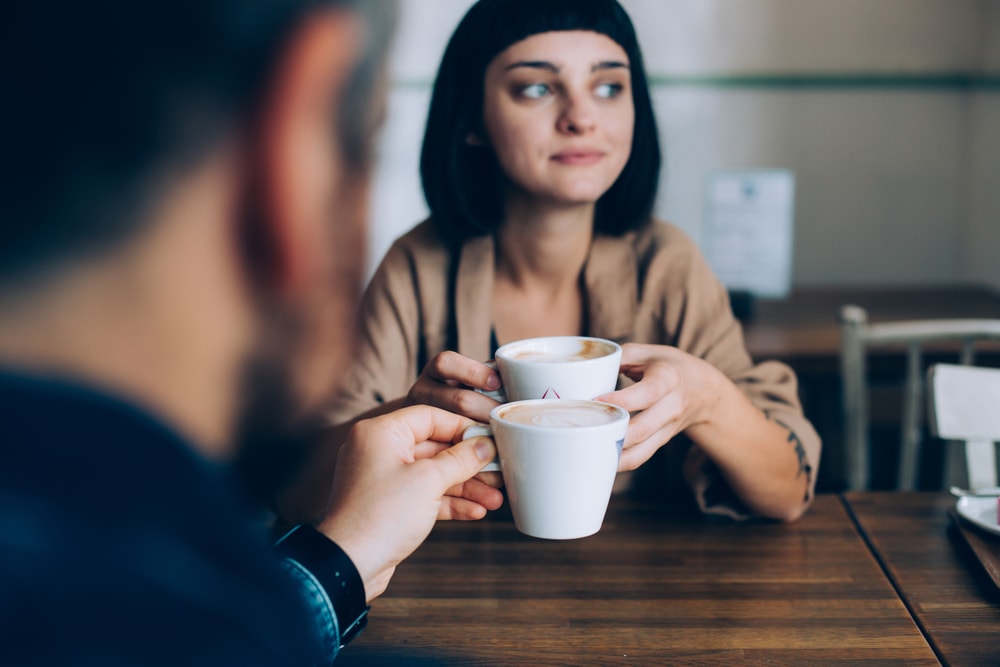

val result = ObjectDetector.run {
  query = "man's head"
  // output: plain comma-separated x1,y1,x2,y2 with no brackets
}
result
0,1,397,501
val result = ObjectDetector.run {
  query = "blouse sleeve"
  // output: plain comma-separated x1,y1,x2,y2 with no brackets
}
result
648,226,821,519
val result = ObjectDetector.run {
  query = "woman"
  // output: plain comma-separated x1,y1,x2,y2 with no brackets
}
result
282,0,820,524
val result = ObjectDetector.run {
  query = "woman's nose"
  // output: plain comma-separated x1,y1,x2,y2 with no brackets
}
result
556,93,596,135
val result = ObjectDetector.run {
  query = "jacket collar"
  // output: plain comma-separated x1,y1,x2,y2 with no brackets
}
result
454,232,638,360
582,233,637,345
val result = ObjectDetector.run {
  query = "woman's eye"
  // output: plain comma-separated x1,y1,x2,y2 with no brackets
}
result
518,83,550,99
595,82,624,99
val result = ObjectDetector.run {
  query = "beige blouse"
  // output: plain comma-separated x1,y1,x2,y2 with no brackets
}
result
331,219,821,519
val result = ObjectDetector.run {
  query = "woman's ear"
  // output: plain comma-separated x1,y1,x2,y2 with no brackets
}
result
465,131,484,147
246,9,362,294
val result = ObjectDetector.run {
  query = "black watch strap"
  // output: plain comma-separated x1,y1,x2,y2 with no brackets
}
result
275,525,369,648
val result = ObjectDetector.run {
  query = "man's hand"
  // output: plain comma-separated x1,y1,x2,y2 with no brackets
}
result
315,406,501,601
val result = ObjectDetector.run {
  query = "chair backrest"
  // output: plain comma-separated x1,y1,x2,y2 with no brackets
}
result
839,304,1000,490
928,364,1000,490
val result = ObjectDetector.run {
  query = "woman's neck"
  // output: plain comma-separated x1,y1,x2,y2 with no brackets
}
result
495,198,595,287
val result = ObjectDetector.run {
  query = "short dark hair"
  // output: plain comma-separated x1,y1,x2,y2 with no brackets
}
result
0,0,395,285
420,0,661,243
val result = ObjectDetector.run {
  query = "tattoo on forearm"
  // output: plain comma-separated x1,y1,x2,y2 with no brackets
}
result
774,419,811,479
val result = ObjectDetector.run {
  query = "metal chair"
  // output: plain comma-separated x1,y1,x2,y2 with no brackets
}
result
927,364,1000,491
839,304,1000,490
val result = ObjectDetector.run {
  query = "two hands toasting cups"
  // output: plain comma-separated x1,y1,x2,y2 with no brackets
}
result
465,336,628,540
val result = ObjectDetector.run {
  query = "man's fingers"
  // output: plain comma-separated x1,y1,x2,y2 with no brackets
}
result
385,405,477,450
414,441,449,460
473,470,504,489
437,497,489,521
445,478,504,510
431,436,498,490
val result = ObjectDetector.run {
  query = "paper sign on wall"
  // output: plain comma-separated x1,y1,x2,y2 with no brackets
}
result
703,170,795,299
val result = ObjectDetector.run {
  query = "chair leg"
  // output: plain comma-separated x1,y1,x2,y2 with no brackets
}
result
840,307,868,490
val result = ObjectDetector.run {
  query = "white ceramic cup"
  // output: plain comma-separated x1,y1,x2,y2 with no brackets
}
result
487,336,622,403
465,398,629,540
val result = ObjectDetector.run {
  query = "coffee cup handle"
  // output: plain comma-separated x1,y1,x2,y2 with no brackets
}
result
473,360,506,403
463,424,501,471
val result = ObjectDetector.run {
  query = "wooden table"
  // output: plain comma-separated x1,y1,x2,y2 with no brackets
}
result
340,495,939,666
845,492,1000,666
740,285,1000,491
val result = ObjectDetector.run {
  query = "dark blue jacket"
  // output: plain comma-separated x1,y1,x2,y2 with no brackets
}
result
0,369,327,666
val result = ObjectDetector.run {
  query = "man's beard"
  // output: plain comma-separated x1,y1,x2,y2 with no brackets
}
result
230,308,328,511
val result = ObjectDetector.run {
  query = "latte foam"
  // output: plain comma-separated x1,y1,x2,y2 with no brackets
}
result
499,401,621,428
502,338,614,363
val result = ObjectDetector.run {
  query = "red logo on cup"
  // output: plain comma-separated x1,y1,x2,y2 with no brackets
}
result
541,388,561,399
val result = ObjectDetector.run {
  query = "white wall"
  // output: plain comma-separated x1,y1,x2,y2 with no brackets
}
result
653,88,967,286
368,0,999,290
626,0,983,75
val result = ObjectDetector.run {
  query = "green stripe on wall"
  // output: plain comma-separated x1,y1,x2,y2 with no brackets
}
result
394,73,1000,90
645,73,1000,90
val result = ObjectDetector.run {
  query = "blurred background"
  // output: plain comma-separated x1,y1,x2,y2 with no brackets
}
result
368,0,999,290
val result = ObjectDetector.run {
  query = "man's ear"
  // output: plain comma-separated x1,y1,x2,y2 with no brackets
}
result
248,9,362,294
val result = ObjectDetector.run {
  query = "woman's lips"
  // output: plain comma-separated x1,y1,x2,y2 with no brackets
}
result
551,150,604,166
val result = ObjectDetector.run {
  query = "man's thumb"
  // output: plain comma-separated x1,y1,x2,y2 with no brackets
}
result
435,436,497,486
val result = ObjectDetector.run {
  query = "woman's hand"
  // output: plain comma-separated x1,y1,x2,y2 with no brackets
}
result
596,342,726,471
597,343,810,521
407,351,503,423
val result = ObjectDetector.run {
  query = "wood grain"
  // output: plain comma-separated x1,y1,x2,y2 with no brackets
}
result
340,495,935,666
949,508,1000,590
845,492,1000,666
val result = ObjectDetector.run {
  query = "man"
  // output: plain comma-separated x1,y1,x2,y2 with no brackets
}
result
0,1,502,664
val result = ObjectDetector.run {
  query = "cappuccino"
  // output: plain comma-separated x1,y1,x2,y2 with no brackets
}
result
498,400,622,428
474,397,629,539
492,336,623,402
503,338,614,363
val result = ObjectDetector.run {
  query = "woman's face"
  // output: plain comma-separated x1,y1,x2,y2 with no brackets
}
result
480,30,634,209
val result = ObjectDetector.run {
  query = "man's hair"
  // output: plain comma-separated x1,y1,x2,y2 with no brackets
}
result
0,0,395,284
420,0,661,244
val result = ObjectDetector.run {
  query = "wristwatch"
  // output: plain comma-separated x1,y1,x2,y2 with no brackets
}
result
275,524,370,648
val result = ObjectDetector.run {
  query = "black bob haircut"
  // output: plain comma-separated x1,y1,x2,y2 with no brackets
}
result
420,0,662,243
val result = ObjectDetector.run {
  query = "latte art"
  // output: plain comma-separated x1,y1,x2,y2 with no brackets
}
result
505,338,613,363
499,401,621,428
484,397,628,539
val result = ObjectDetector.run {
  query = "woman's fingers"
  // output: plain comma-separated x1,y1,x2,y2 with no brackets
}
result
410,352,502,420
409,382,498,421
424,351,500,391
